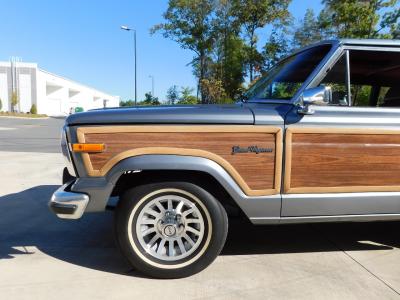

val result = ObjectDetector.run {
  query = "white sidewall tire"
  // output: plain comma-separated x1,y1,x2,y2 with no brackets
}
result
127,188,212,269
114,181,228,279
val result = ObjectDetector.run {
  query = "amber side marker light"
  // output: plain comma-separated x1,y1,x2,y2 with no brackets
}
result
72,143,105,153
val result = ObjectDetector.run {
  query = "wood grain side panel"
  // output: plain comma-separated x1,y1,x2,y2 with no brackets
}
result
76,125,283,196
286,128,400,193
86,132,275,190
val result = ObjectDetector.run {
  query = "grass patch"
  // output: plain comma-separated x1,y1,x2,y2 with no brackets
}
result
0,111,48,118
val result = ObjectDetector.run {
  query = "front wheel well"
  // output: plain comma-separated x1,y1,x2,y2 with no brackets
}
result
110,170,243,217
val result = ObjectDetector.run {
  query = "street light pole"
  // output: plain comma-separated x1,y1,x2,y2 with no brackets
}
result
121,25,137,106
149,75,154,97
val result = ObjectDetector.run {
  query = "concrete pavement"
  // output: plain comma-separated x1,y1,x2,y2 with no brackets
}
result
0,118,399,299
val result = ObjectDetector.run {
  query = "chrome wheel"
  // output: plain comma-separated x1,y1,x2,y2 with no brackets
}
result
135,194,205,261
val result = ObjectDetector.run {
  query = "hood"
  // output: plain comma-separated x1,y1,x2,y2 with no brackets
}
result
66,104,254,125
65,103,293,126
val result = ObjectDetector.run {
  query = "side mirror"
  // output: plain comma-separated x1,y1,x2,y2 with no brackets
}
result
236,90,248,103
298,86,332,115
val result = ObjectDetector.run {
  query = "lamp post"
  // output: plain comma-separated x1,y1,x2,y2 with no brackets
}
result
149,75,154,97
120,25,137,106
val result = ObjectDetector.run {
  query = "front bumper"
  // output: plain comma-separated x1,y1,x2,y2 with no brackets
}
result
49,182,89,219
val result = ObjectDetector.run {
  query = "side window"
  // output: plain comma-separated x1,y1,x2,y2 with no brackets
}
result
349,50,400,107
319,55,348,106
319,49,400,107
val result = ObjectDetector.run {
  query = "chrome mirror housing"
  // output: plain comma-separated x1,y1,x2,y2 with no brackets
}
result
298,86,332,115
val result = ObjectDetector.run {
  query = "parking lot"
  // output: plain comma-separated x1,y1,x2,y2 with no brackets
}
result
0,117,399,299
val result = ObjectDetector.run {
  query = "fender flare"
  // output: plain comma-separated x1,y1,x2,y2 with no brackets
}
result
73,154,280,221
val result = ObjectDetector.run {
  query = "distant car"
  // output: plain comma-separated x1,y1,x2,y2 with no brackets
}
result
50,39,400,278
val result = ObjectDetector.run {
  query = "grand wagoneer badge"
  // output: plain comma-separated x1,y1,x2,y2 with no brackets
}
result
232,145,273,155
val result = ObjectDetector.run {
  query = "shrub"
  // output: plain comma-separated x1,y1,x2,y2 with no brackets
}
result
11,92,18,112
30,104,37,114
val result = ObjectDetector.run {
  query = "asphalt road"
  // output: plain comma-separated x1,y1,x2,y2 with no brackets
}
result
0,117,64,153
0,117,400,299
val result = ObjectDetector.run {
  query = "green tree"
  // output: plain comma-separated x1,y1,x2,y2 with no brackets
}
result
218,35,246,100
232,0,291,82
166,85,179,105
210,0,246,100
292,1,399,50
320,0,399,39
11,92,18,112
292,8,325,49
152,0,216,103
380,6,400,38
200,77,229,104
178,86,198,104
120,99,135,107
139,93,160,106
263,27,290,70
0,98,2,111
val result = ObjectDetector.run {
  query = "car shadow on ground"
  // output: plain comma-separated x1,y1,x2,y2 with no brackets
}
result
1,185,399,277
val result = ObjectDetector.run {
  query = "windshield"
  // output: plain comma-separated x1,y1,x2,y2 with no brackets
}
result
245,45,332,101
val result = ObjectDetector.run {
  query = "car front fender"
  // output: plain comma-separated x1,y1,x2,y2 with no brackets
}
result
70,154,281,222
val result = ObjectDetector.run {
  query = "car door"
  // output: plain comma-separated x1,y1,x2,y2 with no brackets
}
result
282,46,400,218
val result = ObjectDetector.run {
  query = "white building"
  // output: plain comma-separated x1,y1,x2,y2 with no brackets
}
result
0,59,119,116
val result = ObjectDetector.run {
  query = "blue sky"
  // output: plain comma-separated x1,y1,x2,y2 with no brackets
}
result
0,0,323,101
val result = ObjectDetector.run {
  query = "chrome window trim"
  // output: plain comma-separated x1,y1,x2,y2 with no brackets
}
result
302,45,345,96
290,42,341,105
248,40,341,105
306,45,400,108
246,99,298,105
248,41,400,106
343,45,400,52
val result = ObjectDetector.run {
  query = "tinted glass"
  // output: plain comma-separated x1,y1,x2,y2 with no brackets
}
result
319,55,348,106
319,50,400,107
350,50,400,107
246,45,332,100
